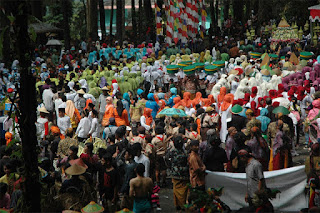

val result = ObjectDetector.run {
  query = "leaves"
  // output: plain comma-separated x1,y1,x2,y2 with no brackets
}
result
7,15,15,24
29,27,37,42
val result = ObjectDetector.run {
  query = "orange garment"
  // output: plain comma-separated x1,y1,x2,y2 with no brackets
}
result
192,92,203,107
196,118,201,134
188,151,206,188
181,92,192,108
5,132,12,146
157,100,166,114
217,87,227,106
144,108,153,125
83,99,93,111
66,100,81,128
50,126,64,140
154,94,159,104
102,104,114,126
173,97,183,108
208,95,215,105
202,99,210,107
221,93,234,111
113,108,129,126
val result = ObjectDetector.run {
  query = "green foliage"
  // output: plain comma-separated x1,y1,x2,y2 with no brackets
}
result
43,4,63,26
70,1,87,40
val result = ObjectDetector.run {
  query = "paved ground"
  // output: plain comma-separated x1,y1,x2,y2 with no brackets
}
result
158,143,310,212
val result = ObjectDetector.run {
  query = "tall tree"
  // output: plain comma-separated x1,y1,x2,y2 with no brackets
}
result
99,0,106,40
215,0,219,30
144,0,153,42
87,0,98,41
61,0,72,50
233,0,244,24
209,0,215,40
14,0,41,211
138,0,143,42
116,0,124,44
245,0,251,22
224,0,230,22
109,0,114,36
0,1,12,65
131,0,137,41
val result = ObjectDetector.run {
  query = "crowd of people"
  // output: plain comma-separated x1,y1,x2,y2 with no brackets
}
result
1,29,320,212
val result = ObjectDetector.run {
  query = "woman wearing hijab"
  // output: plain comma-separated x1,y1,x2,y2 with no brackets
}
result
219,93,234,143
217,87,227,108
122,93,131,121
172,97,183,109
157,100,166,114
65,100,81,130
111,79,120,95
140,108,154,131
145,93,159,119
192,92,203,107
113,100,129,126
256,108,271,134
168,88,177,107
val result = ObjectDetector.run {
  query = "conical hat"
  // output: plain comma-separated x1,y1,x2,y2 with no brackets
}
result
38,106,49,114
65,163,86,176
229,69,239,75
261,69,270,76
81,201,104,213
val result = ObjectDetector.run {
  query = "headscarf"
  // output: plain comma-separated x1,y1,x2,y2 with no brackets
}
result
68,81,75,91
251,101,259,116
251,86,258,98
304,80,311,93
217,87,227,104
202,99,211,107
296,86,305,101
123,93,130,102
173,97,182,108
147,93,155,101
208,95,215,106
243,93,250,104
143,108,153,125
256,108,271,132
257,97,266,108
192,92,203,106
307,100,320,121
277,84,284,96
137,89,144,96
5,132,12,146
170,87,177,95
83,99,93,111
157,100,166,113
269,90,277,99
221,94,234,111
65,100,76,118
182,92,192,108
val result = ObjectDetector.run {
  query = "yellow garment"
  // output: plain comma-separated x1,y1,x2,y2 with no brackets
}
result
269,148,273,171
172,179,189,208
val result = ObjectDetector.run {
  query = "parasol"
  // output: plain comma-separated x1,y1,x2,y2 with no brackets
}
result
272,106,290,115
158,108,187,117
46,39,62,46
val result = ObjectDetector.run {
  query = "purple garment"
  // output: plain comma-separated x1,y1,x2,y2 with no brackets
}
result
273,131,284,157
246,136,266,159
225,136,236,160
310,71,317,82
313,81,319,91
297,79,304,86
99,77,107,88
282,77,289,85
283,83,289,91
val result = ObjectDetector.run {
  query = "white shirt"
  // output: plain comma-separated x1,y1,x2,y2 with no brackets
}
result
42,89,54,111
140,116,151,131
36,117,48,140
89,117,99,137
76,117,91,138
134,154,150,177
99,94,108,113
54,98,63,117
66,92,77,101
57,115,71,135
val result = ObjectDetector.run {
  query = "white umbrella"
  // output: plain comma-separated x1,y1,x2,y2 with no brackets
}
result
46,39,62,46
272,97,290,108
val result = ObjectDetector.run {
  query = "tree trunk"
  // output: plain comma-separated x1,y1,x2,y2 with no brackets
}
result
15,0,41,212
209,0,215,40
138,0,143,42
144,0,153,42
109,0,114,36
245,0,250,22
224,0,229,22
233,0,243,24
61,0,72,50
99,0,106,40
131,0,137,42
0,1,12,65
116,0,123,44
82,0,87,39
87,0,98,41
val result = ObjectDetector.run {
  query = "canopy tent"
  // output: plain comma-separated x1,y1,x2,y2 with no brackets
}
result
309,5,320,22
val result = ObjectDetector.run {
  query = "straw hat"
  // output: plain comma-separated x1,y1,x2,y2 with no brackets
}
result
77,89,85,95
65,163,86,175
101,86,109,91
272,68,281,76
261,69,270,76
229,69,239,75
38,106,49,114
69,159,88,169
205,106,214,112
245,68,253,76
